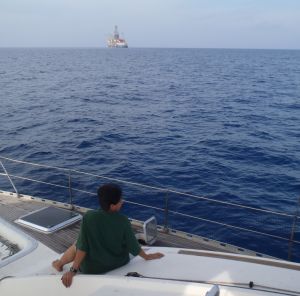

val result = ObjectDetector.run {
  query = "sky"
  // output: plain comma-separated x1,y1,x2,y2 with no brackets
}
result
0,0,300,49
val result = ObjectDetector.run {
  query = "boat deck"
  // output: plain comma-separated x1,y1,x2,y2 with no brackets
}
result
0,191,264,257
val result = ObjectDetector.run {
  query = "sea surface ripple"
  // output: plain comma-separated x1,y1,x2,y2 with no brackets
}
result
0,48,300,261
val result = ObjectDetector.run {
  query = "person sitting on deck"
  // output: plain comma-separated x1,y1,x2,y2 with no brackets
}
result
52,183,164,287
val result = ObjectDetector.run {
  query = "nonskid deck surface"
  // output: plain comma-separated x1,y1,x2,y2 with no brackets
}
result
0,191,262,256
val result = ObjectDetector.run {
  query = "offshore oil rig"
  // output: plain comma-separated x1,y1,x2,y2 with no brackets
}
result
107,25,128,48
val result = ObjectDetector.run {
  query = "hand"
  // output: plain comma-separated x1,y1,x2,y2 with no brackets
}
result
61,271,75,287
146,252,164,260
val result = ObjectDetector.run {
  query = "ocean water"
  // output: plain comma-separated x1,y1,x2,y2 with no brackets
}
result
0,48,300,261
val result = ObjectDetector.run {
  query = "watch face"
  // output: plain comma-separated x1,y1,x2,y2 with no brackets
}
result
70,267,78,273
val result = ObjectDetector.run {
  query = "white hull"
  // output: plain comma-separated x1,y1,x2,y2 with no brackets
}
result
1,218,299,296
1,191,300,295
1,274,290,296
107,42,128,48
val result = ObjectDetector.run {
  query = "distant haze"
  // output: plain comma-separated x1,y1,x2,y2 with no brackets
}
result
1,0,300,49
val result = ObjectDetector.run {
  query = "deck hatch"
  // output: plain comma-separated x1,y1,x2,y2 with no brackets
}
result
15,206,82,233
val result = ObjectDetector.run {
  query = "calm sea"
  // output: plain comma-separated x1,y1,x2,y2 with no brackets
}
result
0,48,300,260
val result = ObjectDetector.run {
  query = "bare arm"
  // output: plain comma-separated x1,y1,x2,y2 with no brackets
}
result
61,249,86,288
138,249,164,260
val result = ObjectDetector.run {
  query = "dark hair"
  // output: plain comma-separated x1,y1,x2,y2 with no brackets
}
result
97,183,122,212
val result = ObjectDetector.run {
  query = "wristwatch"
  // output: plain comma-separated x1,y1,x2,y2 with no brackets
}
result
69,267,78,274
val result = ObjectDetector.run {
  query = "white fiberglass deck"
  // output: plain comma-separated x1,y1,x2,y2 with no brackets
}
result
1,192,300,295
0,216,37,269
108,247,300,294
0,275,294,296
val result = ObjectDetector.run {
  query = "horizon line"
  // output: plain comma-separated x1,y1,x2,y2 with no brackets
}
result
0,46,300,51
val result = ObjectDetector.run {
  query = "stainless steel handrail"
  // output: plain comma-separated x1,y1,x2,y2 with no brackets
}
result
288,196,300,260
0,160,18,196
0,156,294,217
0,155,299,259
2,171,299,244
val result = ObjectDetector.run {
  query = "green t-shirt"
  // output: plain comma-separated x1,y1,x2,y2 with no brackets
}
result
76,210,141,274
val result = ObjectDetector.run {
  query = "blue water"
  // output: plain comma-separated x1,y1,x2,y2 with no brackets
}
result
1,48,300,261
